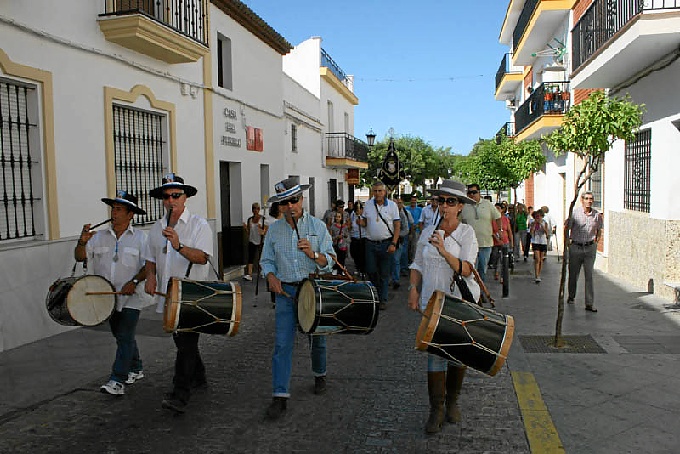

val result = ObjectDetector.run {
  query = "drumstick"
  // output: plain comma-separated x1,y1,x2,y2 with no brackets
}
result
285,210,300,239
154,291,168,298
89,218,113,230
85,291,125,295
166,207,173,228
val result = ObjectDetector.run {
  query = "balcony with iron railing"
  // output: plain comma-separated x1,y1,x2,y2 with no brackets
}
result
515,81,570,139
495,53,524,100
513,0,540,55
98,0,208,64
572,0,680,82
320,49,358,105
497,122,516,141
510,0,573,66
324,133,369,169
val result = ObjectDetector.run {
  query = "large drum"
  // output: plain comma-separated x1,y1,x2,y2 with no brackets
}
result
46,275,115,326
296,279,379,335
415,291,514,377
163,278,241,336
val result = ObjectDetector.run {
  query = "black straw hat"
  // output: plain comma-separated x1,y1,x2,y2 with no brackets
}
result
268,177,310,203
149,173,197,199
101,190,146,215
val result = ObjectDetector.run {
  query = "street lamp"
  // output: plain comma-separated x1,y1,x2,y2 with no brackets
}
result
365,129,376,147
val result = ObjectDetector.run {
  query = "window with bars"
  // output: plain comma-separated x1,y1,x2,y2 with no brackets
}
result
589,159,603,210
624,129,651,213
112,104,167,224
0,79,42,242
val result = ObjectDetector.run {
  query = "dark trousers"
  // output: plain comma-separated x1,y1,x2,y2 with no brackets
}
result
350,237,366,273
172,331,206,403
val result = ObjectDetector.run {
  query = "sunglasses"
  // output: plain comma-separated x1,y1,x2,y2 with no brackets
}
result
467,190,479,195
437,196,460,206
162,192,184,200
282,196,300,205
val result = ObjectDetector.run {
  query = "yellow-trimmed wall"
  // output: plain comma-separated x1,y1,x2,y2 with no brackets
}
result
0,48,59,240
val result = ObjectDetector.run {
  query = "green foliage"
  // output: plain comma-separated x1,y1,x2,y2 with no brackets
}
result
454,136,545,192
545,90,644,159
359,135,459,188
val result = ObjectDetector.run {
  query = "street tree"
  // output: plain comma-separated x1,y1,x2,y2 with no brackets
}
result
545,90,644,347
455,137,544,201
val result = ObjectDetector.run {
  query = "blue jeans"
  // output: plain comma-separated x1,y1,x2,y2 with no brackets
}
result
365,239,393,303
476,247,492,283
391,237,409,282
109,308,142,384
272,283,326,397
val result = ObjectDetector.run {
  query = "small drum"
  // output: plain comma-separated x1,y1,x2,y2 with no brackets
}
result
46,275,115,326
296,279,379,335
163,278,241,336
415,291,514,377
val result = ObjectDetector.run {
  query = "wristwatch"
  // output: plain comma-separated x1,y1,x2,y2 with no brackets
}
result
313,252,320,260
132,279,140,285
176,243,184,252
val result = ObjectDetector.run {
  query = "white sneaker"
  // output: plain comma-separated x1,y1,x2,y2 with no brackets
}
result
100,380,125,395
243,275,252,281
126,371,144,384
535,277,542,283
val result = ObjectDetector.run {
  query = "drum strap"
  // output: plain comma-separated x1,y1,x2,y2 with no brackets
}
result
70,260,87,277
182,259,222,280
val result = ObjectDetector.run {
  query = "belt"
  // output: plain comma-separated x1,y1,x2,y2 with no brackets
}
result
281,281,302,287
572,240,594,247
368,238,392,243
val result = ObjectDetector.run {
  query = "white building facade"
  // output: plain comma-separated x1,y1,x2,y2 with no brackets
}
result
496,0,680,302
0,0,367,351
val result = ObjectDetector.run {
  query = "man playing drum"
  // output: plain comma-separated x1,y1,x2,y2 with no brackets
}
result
260,177,335,421
408,179,479,434
75,190,147,396
144,174,213,414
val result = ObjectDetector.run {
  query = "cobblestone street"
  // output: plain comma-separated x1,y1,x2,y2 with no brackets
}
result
0,277,528,454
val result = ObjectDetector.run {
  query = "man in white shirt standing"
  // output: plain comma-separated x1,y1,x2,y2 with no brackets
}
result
75,190,148,396
358,182,400,310
418,195,440,231
144,173,214,414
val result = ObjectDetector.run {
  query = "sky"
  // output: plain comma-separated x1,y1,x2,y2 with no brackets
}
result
241,0,512,155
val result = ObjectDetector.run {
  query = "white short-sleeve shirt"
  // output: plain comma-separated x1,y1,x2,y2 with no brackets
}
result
144,207,214,313
86,225,149,311
362,198,400,241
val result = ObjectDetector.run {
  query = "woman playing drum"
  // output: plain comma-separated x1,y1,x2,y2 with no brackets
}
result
407,179,479,434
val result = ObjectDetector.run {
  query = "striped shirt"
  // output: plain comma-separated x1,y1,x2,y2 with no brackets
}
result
260,211,334,283
568,206,603,243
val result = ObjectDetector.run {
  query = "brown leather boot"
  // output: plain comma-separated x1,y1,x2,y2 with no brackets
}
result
425,371,446,434
445,365,466,423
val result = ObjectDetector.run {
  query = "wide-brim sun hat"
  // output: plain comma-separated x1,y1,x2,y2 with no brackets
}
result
268,177,310,203
427,179,474,204
101,189,146,215
149,173,197,199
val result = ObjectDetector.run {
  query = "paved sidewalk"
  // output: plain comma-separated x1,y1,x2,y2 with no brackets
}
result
0,252,679,453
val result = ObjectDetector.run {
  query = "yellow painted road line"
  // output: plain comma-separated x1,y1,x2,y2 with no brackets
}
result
512,371,565,454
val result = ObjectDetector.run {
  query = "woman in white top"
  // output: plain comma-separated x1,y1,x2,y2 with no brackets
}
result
408,179,479,434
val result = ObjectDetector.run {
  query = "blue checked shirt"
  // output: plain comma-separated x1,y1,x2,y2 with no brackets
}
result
260,211,335,282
